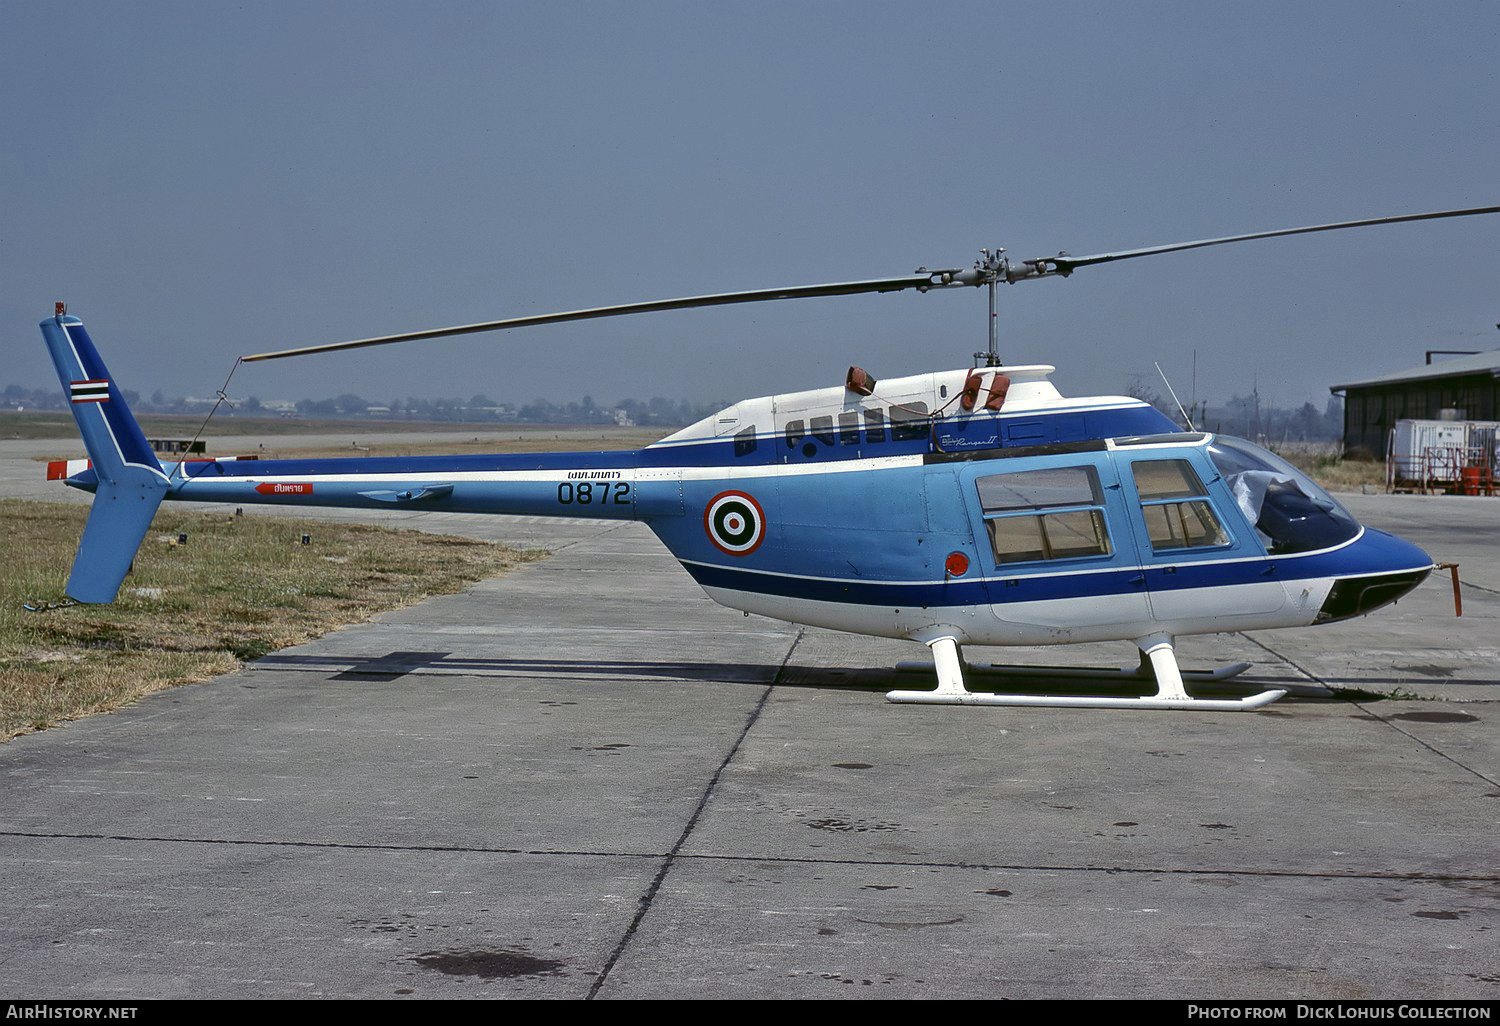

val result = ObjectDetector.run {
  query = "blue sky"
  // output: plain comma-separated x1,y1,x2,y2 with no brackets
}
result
4,1,1497,411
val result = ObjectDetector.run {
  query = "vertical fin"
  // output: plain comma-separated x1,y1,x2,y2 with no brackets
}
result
40,315,164,483
39,313,169,603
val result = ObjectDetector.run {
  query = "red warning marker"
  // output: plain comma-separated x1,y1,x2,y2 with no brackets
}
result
45,458,91,480
255,482,314,495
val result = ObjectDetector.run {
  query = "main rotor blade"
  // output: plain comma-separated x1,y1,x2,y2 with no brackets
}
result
242,204,1499,362
1046,205,1500,273
241,273,942,362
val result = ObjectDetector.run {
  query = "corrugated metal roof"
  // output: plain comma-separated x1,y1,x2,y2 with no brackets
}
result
1331,349,1500,391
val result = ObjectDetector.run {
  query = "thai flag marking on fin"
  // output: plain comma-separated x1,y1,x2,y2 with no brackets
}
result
70,378,110,403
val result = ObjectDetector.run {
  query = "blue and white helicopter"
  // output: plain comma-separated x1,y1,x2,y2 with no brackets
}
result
41,207,1496,711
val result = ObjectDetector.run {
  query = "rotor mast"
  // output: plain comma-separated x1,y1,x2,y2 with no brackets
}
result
973,249,1005,367
915,248,1013,366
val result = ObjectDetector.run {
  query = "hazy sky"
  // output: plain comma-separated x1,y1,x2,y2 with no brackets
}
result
4,1,1497,412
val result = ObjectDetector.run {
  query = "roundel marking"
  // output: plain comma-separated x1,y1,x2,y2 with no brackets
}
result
704,490,766,556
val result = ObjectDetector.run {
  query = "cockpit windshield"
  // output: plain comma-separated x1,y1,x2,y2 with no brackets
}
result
1206,436,1361,554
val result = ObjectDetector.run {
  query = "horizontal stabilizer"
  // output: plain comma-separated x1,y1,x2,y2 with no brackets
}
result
47,458,93,481
357,484,455,504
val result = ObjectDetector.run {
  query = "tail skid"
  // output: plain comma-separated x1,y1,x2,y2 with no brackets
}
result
40,313,168,603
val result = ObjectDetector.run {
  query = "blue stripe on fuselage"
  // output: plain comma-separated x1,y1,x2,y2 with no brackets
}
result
673,562,1130,608
678,531,1429,608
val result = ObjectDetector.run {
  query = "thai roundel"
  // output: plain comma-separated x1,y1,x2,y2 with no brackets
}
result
704,490,766,556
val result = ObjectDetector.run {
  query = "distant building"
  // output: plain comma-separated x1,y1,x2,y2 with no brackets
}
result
1331,350,1500,458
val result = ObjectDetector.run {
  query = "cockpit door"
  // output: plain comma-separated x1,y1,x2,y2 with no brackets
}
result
1116,449,1288,621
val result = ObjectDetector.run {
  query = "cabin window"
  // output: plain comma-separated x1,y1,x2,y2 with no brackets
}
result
988,509,1111,563
811,415,836,446
978,466,1101,511
976,465,1112,564
1131,459,1228,552
863,408,887,443
734,425,758,457
890,402,930,442
784,420,805,450
838,411,860,444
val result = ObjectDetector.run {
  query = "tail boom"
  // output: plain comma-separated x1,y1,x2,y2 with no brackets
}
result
164,453,680,519
38,311,683,600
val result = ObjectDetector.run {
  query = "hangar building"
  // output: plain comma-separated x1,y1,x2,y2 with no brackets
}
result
1331,350,1500,459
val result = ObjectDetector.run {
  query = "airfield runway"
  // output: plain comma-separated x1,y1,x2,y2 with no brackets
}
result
0,439,1496,999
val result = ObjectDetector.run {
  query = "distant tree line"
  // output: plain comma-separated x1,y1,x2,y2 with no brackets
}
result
4,379,1345,438
1,383,729,428
1125,377,1343,443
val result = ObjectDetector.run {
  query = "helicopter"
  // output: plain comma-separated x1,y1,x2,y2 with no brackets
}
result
39,206,1497,711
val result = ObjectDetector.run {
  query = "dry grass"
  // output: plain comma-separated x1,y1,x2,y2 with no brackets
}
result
0,500,546,741
1270,444,1386,493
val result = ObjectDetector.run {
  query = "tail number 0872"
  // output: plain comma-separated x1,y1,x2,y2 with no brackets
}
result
557,481,631,505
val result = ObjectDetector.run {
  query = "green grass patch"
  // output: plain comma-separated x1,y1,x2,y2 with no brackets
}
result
0,500,546,740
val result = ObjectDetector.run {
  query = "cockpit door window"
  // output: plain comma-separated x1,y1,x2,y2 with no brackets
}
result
1130,459,1229,553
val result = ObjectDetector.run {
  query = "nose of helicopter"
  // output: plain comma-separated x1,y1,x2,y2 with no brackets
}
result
1315,527,1435,624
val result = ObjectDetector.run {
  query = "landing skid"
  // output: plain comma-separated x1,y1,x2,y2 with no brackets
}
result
886,635,1287,711
892,659,1255,683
